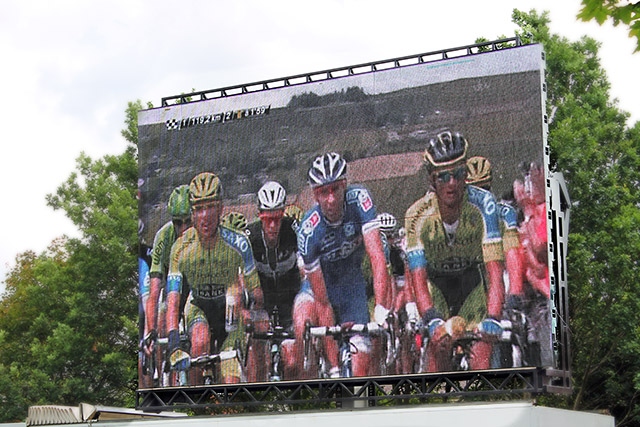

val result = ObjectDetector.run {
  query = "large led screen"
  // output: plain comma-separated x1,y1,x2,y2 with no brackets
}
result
137,44,550,389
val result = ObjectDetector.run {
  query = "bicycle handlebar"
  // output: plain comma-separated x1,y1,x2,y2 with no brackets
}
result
249,326,292,341
190,350,238,367
308,322,387,338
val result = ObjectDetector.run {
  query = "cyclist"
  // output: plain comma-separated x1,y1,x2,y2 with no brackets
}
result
138,221,153,388
165,172,262,384
245,181,303,380
377,212,420,374
298,152,392,377
514,162,549,298
142,184,192,386
466,156,525,367
513,162,551,366
404,129,506,372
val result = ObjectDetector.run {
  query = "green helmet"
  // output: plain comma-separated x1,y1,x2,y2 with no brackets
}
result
168,185,191,219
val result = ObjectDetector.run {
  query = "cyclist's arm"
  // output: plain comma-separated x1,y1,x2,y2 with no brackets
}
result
145,275,162,334
165,239,185,334
500,204,525,297
404,195,437,317
165,282,181,332
409,266,434,316
504,244,524,296
306,267,336,328
485,260,505,319
363,228,391,309
146,224,171,335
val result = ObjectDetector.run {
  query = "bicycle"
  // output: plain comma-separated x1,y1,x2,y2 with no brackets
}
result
417,316,526,372
245,307,293,381
304,321,393,378
142,328,188,387
189,350,242,385
387,310,421,375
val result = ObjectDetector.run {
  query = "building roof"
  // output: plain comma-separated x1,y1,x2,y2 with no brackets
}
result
26,404,185,426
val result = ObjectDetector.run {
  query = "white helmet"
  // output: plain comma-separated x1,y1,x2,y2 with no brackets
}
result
377,212,397,232
257,181,286,211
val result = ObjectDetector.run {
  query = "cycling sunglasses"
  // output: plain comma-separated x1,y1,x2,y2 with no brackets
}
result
172,217,192,227
433,166,467,184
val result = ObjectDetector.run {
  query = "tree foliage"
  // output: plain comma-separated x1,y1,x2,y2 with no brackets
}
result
578,0,640,52
511,9,640,425
0,100,146,422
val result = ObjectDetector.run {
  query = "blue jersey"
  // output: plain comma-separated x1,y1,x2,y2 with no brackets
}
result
298,185,379,324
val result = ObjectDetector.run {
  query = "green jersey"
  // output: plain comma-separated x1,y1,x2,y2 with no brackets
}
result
167,226,259,297
405,186,503,318
149,221,177,279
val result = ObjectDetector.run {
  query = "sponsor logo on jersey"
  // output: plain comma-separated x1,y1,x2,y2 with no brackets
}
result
344,223,355,237
323,237,362,262
298,232,309,256
302,211,320,234
220,227,250,254
359,192,373,212
320,231,336,251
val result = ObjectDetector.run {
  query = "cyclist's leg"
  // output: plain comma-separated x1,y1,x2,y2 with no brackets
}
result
293,283,340,378
246,335,269,382
458,284,492,370
365,295,386,376
292,288,320,379
220,319,249,384
350,335,372,377
422,282,452,372
395,280,418,374
156,288,167,385
185,298,210,385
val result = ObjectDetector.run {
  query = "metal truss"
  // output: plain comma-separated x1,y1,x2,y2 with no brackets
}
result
160,37,523,107
137,367,549,412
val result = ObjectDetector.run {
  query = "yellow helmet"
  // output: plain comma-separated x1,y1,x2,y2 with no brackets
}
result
284,204,304,231
284,204,303,222
189,172,223,204
466,156,492,187
221,211,247,231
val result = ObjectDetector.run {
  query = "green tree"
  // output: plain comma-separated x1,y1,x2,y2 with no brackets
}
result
512,9,640,425
578,0,640,52
0,100,146,422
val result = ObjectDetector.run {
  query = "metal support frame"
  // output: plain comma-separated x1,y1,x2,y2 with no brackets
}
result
160,37,522,107
137,368,547,412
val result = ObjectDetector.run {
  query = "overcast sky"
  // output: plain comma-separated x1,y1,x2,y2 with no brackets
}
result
1,0,638,292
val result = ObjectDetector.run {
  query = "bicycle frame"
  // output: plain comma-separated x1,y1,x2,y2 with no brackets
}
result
305,322,392,378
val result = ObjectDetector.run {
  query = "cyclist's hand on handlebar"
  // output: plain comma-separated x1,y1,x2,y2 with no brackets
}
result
340,321,356,331
374,304,391,327
423,307,445,341
169,349,191,371
167,329,190,370
478,318,503,337
246,309,270,334
405,302,420,325
142,329,157,356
